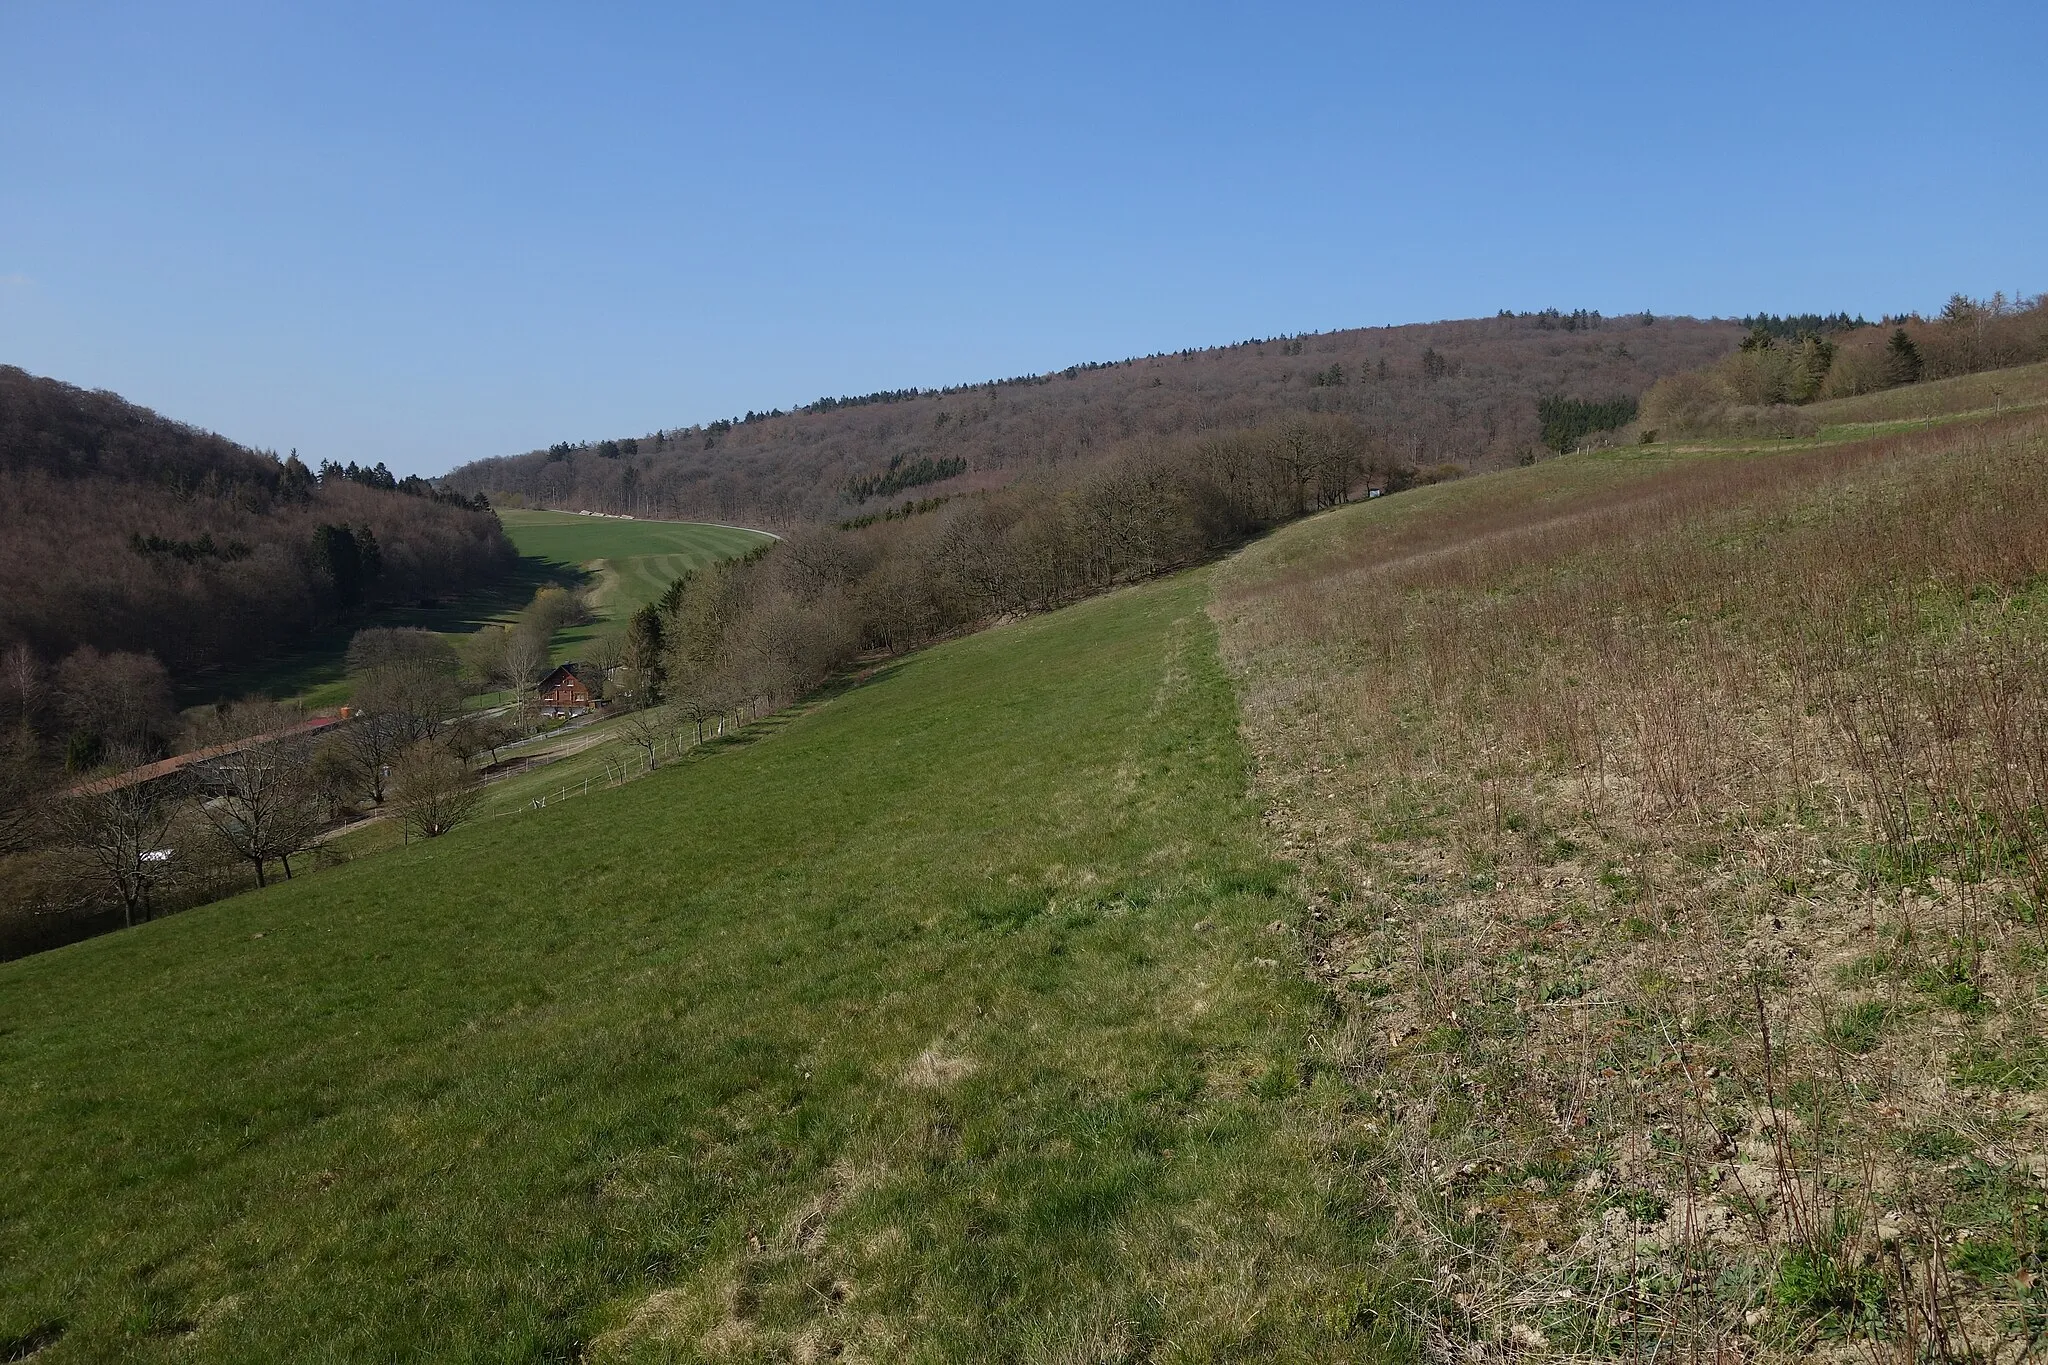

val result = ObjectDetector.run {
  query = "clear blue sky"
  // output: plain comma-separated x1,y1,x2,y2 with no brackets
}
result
3,2,2042,477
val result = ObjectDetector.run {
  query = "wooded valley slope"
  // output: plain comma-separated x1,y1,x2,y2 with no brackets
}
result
445,312,1745,524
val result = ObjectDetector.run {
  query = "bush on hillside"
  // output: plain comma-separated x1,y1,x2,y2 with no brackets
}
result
1643,292,2048,435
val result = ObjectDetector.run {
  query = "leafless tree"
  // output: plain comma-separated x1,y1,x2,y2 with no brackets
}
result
389,741,483,838
501,628,551,702
585,630,626,675
308,737,364,819
331,714,400,805
615,704,674,771
335,629,468,803
196,738,324,886
3,642,44,750
448,712,521,767
55,646,176,751
49,763,187,928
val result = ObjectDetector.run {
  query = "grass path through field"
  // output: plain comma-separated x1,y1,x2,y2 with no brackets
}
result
0,571,1391,1363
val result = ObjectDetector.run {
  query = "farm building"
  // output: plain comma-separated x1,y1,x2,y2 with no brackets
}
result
61,713,347,798
537,663,604,716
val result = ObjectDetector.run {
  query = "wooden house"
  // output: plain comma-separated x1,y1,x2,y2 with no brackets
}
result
537,663,603,715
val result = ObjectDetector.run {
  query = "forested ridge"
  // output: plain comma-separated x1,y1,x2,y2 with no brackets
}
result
0,364,515,690
446,311,1746,524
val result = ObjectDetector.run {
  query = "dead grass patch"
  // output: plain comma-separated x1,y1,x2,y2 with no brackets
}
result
1218,409,2048,1361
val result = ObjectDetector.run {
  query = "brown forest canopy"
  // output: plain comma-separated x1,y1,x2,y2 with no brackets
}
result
642,414,1456,734
444,311,1748,525
0,365,516,678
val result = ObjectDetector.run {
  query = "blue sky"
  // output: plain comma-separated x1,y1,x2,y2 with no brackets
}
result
3,2,2042,477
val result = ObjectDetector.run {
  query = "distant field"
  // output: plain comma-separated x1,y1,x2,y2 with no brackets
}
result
495,510,773,661
185,512,770,708
494,508,771,564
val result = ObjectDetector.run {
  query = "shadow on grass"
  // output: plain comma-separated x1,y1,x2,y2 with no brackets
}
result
175,556,589,709
683,661,911,759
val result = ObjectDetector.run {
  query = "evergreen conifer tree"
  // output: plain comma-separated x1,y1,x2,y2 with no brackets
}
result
1885,328,1923,386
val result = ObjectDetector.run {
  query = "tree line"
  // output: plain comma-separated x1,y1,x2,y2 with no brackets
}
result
318,457,492,510
445,314,1745,525
1642,292,2048,437
608,415,1427,748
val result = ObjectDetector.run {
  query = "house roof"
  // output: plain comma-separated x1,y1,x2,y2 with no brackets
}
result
539,662,602,690
63,714,345,798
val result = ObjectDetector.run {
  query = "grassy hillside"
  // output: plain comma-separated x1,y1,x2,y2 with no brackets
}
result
26,352,2045,1359
494,510,772,661
1213,377,2048,1356
1808,356,2048,429
0,574,1388,1362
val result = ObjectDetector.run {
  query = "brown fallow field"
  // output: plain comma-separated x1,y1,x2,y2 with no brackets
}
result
1214,391,2048,1358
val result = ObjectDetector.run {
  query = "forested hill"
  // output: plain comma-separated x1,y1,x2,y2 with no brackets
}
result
0,365,515,680
444,311,1746,525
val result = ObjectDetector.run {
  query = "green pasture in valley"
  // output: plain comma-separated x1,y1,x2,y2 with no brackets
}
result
0,571,1392,1363
183,512,771,709
495,510,773,662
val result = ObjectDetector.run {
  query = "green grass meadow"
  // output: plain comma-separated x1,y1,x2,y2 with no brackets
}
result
494,511,772,663
0,573,1391,1362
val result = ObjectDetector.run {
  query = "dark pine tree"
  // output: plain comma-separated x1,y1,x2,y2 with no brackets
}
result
1886,328,1924,386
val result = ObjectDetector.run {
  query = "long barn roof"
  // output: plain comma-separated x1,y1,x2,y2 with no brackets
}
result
62,714,345,798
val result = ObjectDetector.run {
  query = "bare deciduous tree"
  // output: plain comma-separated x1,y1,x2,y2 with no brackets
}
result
501,628,550,698
308,737,363,819
335,628,469,804
50,763,187,928
615,704,674,771
389,741,483,839
448,712,521,768
196,738,324,887
55,646,176,753
3,642,45,750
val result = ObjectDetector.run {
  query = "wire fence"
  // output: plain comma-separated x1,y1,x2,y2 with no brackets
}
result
499,723,737,815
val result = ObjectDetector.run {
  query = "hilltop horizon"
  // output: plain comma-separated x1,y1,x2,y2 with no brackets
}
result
7,5,2041,479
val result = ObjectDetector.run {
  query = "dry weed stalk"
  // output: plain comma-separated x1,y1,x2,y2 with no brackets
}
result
1221,412,2048,1361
